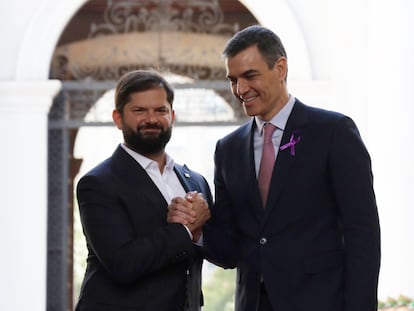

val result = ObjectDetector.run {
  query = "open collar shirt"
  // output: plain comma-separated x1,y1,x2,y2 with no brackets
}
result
120,143,186,203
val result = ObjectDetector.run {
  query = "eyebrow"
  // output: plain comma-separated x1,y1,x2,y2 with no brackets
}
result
226,74,235,81
227,69,260,81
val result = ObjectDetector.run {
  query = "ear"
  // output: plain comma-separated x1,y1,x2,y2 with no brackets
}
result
171,109,175,125
274,57,288,81
112,109,123,130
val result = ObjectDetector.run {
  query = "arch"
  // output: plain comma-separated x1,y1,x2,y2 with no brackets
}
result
45,2,254,309
15,0,88,80
15,0,318,309
239,0,312,80
15,0,312,82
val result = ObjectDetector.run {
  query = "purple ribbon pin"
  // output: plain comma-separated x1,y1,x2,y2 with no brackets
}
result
280,131,301,156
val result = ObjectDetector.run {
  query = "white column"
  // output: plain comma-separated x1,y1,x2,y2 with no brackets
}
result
0,80,61,311
367,0,414,300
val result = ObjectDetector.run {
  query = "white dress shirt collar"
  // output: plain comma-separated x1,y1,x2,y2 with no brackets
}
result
120,143,175,173
255,95,296,135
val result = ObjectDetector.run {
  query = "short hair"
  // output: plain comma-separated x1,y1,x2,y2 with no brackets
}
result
114,70,174,113
223,25,287,69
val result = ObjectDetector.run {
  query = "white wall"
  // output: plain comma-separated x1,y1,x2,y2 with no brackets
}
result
0,0,413,309
367,0,414,299
0,1,85,310
0,81,61,310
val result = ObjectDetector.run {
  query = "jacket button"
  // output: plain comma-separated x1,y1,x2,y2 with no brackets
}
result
259,237,267,245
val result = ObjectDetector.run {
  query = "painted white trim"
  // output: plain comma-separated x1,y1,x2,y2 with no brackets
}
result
0,78,61,311
0,80,61,113
15,0,87,80
15,0,313,81
239,0,312,80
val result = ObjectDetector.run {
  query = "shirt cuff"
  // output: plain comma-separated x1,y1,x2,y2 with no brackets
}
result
183,225,193,240
183,225,204,246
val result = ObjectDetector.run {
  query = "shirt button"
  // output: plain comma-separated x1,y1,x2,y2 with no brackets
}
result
259,237,267,245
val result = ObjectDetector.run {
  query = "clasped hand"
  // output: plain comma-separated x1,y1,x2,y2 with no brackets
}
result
167,191,210,241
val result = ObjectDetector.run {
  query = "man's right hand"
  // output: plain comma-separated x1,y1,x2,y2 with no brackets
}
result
167,192,210,241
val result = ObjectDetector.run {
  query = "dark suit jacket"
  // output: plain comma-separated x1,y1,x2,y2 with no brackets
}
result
203,99,380,311
75,145,212,311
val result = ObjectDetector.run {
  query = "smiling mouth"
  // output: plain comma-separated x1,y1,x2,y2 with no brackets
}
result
141,128,161,133
139,127,162,136
240,95,258,103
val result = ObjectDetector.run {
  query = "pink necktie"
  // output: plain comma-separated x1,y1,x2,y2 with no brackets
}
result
258,123,277,206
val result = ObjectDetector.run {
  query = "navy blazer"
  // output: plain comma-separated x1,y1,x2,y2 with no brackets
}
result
203,100,380,311
75,145,212,311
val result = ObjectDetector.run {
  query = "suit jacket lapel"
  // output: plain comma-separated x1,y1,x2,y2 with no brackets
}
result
264,100,308,214
111,146,168,216
241,120,267,218
174,164,197,193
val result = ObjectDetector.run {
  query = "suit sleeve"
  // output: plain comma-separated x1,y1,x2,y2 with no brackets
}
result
77,174,195,284
329,116,380,311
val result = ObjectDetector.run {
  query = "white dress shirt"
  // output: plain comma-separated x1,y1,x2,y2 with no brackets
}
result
120,144,196,240
120,143,186,203
253,95,296,177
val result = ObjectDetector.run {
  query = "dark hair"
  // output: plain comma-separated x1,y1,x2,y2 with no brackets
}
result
223,25,287,69
114,70,174,113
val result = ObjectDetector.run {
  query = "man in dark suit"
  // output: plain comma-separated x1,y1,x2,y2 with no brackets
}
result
75,70,212,311
169,25,381,311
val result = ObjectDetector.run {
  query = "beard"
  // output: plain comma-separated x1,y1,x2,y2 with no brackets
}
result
122,121,172,155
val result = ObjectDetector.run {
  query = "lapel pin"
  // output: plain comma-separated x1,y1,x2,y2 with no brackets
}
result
184,173,190,178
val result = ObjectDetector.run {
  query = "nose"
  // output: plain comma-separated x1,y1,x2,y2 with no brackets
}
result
145,110,158,123
236,79,249,97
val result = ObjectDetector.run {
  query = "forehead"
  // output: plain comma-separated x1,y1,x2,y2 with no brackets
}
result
225,45,267,76
127,88,169,106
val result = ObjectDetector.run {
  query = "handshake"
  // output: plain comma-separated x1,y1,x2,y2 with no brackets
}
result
167,191,210,242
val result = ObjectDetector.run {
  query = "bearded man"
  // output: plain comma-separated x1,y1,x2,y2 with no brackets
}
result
75,70,212,311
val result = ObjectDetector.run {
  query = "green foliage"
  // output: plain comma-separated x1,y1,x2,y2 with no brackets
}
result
378,295,414,310
202,265,236,311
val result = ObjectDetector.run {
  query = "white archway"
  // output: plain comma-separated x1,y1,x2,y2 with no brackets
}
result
15,0,87,80
13,1,314,310
240,0,312,80
0,1,335,310
16,0,315,82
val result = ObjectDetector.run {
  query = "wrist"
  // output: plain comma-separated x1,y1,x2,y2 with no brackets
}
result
192,229,202,242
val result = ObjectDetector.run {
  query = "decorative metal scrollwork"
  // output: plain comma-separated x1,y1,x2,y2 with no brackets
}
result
50,0,241,81
89,0,238,37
